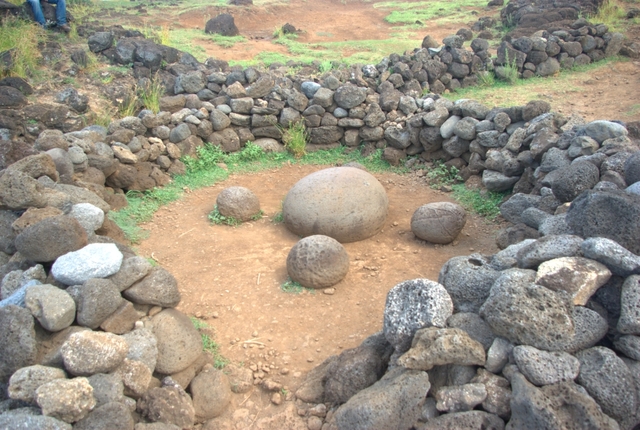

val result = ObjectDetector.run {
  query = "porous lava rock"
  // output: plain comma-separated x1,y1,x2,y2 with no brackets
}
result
411,202,467,244
286,235,349,289
215,186,260,222
282,167,388,243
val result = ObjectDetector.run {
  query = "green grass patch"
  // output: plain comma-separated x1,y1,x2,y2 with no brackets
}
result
282,121,308,158
0,18,45,79
190,317,229,369
452,184,506,220
587,0,628,31
426,161,462,189
374,0,486,25
208,206,263,226
281,278,314,294
209,34,246,48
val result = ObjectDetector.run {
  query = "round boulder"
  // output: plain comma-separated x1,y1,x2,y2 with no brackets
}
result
283,167,388,243
286,235,349,289
216,186,260,222
411,202,467,244
204,13,239,36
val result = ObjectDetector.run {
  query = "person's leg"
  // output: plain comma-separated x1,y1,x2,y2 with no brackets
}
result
47,0,67,26
26,0,46,26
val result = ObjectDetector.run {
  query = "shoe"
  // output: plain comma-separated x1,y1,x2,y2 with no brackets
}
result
59,24,71,34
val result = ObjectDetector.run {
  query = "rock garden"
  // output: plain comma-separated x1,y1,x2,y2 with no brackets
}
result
1,0,640,428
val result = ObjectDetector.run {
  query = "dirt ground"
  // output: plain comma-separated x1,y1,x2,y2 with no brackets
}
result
136,165,501,395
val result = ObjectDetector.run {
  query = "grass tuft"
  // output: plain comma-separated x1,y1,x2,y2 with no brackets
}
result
451,184,506,220
138,73,165,113
190,317,229,369
282,121,308,158
0,18,45,79
281,278,314,294
588,0,627,31
426,161,462,188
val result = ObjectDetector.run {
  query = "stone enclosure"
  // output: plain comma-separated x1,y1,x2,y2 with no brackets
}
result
2,0,640,427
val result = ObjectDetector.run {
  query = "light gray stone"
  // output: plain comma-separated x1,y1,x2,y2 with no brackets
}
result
435,383,487,413
614,335,640,361
484,337,513,374
513,345,580,386
122,328,158,372
35,377,96,423
69,203,104,235
61,331,129,376
438,255,501,313
286,235,349,289
25,284,76,332
383,279,453,353
516,235,584,269
51,243,123,286
618,275,640,334
581,237,640,277
8,365,67,403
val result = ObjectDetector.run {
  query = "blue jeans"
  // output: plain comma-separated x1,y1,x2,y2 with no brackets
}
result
27,0,67,27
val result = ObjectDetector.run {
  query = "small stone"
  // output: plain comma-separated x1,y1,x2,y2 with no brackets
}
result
61,331,129,376
411,202,466,245
51,243,123,285
8,365,67,403
513,345,580,386
35,377,96,423
435,383,487,412
270,392,283,405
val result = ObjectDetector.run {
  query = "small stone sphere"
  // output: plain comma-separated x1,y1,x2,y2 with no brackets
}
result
411,202,467,244
216,186,260,222
286,235,350,289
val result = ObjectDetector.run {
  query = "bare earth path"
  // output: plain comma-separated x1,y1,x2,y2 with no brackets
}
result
136,165,501,394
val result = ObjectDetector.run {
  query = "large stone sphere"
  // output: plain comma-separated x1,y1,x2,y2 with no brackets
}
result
283,167,388,243
411,202,467,244
216,186,260,222
286,235,350,289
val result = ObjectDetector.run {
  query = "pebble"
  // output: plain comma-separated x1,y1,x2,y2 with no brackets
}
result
280,368,290,375
270,392,282,405
323,288,335,295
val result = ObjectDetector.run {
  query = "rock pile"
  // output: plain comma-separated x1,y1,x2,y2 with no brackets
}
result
296,216,640,429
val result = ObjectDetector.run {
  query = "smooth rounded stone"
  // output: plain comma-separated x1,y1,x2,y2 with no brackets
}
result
411,202,466,245
68,203,104,235
521,207,552,228
0,305,37,381
51,243,123,286
73,401,134,430
333,84,366,109
576,346,637,426
440,115,461,139
627,182,640,195
283,167,388,243
420,410,505,430
484,337,514,374
87,373,125,407
123,267,181,308
108,256,153,292
383,279,453,353
581,237,640,277
151,309,202,374
550,161,600,203
516,235,584,269
398,327,485,371
35,377,96,423
190,368,231,420
215,186,260,222
535,257,611,306
334,367,430,430
567,190,640,255
479,269,575,351
252,138,285,153
286,235,349,289
438,255,501,313
122,328,158,372
618,275,640,335
71,278,123,329
0,414,72,430
435,383,487,413
61,331,129,376
113,358,152,397
14,216,87,263
446,313,496,350
614,335,640,361
301,81,321,98
577,120,628,144
25,284,76,332
513,345,580,386
8,365,67,403
137,380,195,429
471,368,512,419
507,370,619,430
482,170,520,192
